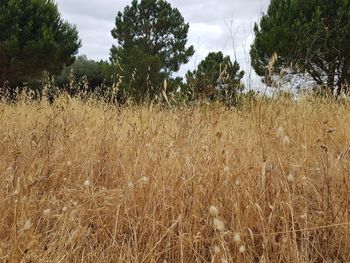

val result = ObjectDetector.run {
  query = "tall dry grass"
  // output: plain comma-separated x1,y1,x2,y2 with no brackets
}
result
0,95,350,262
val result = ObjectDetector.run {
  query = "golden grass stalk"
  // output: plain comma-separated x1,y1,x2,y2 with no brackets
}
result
0,95,350,262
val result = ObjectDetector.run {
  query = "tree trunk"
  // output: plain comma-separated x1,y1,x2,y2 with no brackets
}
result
340,62,350,95
0,68,8,96
306,65,323,86
327,64,336,95
336,69,345,96
0,56,11,96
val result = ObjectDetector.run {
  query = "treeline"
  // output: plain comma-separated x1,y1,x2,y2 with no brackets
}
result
1,0,350,104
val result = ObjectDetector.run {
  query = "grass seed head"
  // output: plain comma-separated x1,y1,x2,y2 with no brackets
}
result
287,173,295,182
224,166,230,173
213,218,225,231
234,232,241,243
235,179,240,186
209,205,219,217
43,209,51,216
23,219,32,231
141,176,149,183
239,245,246,253
213,246,221,254
283,135,291,146
84,179,91,187
300,213,307,220
276,127,285,138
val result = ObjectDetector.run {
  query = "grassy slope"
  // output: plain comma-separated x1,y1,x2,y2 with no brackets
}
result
0,96,350,262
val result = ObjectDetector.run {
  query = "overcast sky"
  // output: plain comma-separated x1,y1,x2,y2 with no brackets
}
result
55,0,270,88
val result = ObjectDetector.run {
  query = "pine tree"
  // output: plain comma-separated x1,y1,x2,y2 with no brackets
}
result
0,0,81,88
110,0,194,102
251,0,350,93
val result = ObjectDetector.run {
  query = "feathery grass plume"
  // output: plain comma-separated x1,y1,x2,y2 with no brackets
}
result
287,173,295,182
140,176,149,183
162,79,171,107
276,126,291,146
268,52,278,76
224,166,230,173
283,135,291,146
300,214,307,220
213,218,225,232
239,245,246,253
235,179,240,186
84,179,91,187
43,209,51,216
213,246,221,254
233,232,241,243
221,258,228,263
209,205,219,217
276,126,285,138
22,219,32,231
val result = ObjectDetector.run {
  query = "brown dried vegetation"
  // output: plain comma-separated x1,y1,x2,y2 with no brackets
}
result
0,96,350,262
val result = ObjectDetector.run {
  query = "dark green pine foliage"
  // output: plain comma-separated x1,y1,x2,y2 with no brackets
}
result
187,52,244,104
0,0,81,88
251,0,350,93
110,0,194,103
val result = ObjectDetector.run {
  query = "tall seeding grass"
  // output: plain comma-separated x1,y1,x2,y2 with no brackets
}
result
0,95,350,262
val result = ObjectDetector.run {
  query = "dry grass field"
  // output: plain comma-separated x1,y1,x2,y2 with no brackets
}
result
0,95,350,262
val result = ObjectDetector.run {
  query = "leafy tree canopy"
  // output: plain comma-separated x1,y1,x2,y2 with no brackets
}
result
251,0,350,93
187,52,244,103
110,0,194,102
0,0,81,87
57,55,115,90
